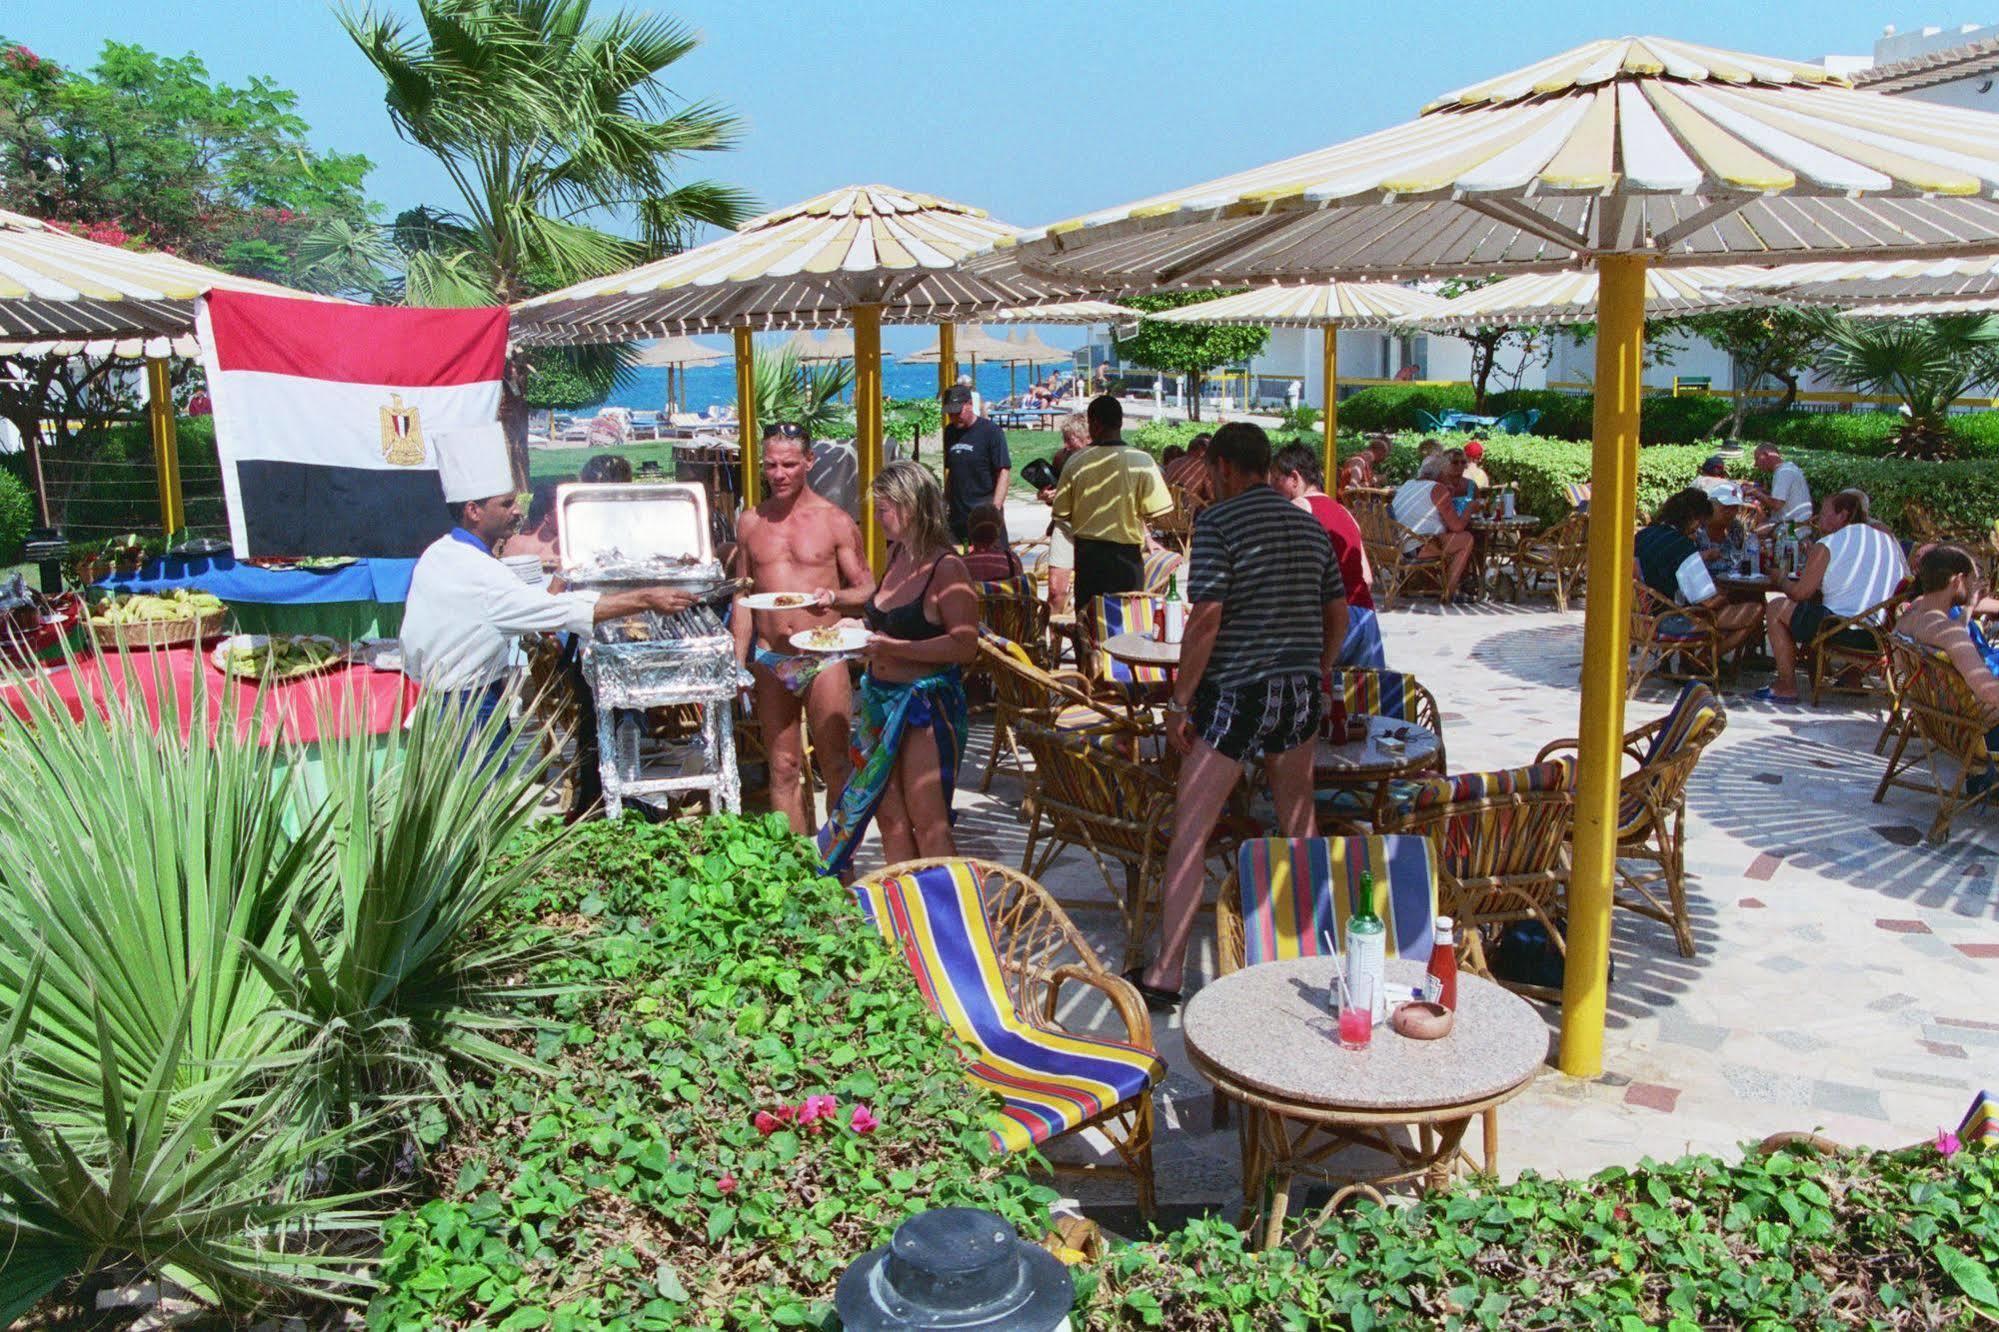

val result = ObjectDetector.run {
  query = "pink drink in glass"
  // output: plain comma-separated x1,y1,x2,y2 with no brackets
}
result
1338,1003,1373,1049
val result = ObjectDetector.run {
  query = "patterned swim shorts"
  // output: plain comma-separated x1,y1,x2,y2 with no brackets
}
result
1191,671,1322,763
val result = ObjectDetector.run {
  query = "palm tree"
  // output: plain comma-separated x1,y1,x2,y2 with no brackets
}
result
754,347,856,442
1810,311,1999,458
341,0,754,480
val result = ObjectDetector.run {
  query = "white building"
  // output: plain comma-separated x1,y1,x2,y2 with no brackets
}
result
1096,23,1992,410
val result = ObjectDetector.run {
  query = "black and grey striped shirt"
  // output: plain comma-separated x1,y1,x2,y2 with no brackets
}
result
1187,484,1345,690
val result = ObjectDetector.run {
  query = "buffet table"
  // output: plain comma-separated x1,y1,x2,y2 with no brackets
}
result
96,555,416,639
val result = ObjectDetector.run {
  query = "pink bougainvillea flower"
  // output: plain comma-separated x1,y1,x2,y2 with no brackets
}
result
718,1172,737,1195
849,1105,880,1135
1937,1127,1963,1159
753,1111,782,1136
799,1094,838,1125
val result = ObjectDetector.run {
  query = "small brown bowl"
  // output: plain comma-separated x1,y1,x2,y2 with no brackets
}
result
1391,1001,1453,1041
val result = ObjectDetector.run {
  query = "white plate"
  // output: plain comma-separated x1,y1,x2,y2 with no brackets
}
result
742,591,818,612
210,633,343,675
788,625,870,654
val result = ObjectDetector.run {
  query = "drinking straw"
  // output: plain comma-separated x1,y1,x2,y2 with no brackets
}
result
1324,930,1351,1009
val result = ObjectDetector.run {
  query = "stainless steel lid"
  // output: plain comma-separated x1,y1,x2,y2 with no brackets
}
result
556,481,713,577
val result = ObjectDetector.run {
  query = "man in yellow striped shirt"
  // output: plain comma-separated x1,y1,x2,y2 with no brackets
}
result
1049,396,1175,610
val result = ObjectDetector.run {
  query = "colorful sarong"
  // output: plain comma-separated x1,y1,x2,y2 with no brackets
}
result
751,645,848,696
818,667,969,875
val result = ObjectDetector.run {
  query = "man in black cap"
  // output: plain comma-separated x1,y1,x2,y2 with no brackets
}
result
939,382,1010,544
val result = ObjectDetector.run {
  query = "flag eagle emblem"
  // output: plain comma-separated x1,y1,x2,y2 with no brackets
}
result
379,393,426,466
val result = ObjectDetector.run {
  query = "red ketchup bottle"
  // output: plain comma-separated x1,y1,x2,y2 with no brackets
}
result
1427,916,1459,1012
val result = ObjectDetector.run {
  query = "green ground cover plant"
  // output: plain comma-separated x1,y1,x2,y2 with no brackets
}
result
366,815,1049,1330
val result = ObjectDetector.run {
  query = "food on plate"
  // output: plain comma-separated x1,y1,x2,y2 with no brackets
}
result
800,627,847,650
223,636,343,677
767,593,811,609
89,589,224,625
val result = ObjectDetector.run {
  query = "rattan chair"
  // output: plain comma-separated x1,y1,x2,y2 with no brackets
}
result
1537,682,1727,957
1628,581,1728,697
1351,495,1445,609
521,633,588,816
977,633,1148,792
1384,771,1577,1003
1801,593,1900,708
1014,720,1244,971
1874,635,1999,844
852,857,1161,1217
976,578,1051,667
1327,668,1449,774
1515,511,1589,611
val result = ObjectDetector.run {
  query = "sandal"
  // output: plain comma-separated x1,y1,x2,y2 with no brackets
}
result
1749,686,1801,705
1122,965,1183,1013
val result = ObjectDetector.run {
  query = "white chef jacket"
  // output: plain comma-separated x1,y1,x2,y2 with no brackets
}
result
401,530,599,691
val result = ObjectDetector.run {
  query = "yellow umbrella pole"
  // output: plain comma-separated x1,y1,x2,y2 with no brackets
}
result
735,327,760,509
1321,323,1339,500
1559,253,1647,1077
145,358,185,535
854,304,885,571
937,322,955,397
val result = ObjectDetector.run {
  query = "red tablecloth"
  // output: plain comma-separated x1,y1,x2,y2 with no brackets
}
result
3,645,418,745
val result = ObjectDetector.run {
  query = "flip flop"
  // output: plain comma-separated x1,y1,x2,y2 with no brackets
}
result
1122,966,1183,1013
1748,686,1801,705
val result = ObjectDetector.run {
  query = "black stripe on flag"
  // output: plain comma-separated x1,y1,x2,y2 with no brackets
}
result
235,461,452,558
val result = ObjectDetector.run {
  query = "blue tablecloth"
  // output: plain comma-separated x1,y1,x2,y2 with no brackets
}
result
99,555,416,605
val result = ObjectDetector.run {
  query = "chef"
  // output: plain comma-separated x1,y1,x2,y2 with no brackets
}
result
402,423,692,730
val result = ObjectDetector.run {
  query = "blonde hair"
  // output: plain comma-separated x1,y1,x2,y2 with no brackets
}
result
873,459,952,563
1059,412,1089,447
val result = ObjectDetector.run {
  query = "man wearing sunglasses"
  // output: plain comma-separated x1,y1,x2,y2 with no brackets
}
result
732,422,876,832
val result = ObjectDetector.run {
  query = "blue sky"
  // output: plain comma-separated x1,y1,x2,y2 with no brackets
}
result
4,1,1972,349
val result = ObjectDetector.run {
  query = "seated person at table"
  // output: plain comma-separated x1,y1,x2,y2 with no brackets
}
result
1756,488,1908,704
1634,488,1767,655
1692,453,1733,496
1695,481,1751,571
1391,449,1475,600
1896,544,1999,795
1746,444,1812,530
1131,422,1347,1010
1162,431,1214,508
959,504,1022,582
1271,441,1384,668
501,483,563,570
1461,439,1492,492
731,423,876,835
1340,433,1391,492
579,453,633,484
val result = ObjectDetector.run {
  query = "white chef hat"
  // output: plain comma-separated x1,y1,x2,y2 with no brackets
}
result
433,422,515,503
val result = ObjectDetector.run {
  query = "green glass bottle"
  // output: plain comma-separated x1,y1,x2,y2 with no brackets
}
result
1345,869,1387,1022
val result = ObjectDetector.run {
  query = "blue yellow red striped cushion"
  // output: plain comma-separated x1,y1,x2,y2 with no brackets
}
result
1402,756,1577,811
1234,836,1437,968
1142,548,1183,592
1565,482,1592,508
976,575,1037,604
852,861,1163,1156
1328,669,1424,723
1641,683,1724,766
1084,593,1170,687
1960,1088,1998,1149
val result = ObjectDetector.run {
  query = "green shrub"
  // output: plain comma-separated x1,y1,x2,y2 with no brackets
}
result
52,417,228,539
1078,1146,1999,1328
0,467,32,562
1483,387,1593,441
1635,393,1736,445
1336,383,1476,433
368,815,1045,1330
1379,433,1712,521
1127,418,1215,457
1733,447,1999,533
1737,408,1999,460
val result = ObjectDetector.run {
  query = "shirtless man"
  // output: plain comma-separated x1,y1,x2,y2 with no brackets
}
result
731,424,875,833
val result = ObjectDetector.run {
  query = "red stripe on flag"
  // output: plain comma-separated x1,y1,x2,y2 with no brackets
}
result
203,291,507,387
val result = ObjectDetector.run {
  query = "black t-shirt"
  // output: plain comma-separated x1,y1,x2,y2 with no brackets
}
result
943,417,1010,529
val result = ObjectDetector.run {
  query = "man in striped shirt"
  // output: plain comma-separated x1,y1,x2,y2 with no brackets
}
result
1127,421,1349,1008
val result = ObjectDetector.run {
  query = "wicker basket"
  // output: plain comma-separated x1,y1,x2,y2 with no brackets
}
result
86,608,227,652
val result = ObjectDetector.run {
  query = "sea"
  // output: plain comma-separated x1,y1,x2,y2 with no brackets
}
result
602,359,1063,418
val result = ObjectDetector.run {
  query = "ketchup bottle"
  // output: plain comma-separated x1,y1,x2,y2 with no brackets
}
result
1427,915,1459,1012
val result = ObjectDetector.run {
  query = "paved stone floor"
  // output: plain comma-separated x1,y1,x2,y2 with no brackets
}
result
844,596,1999,1223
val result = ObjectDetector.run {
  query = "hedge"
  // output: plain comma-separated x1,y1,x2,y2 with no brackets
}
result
1741,409,1999,460
0,467,31,563
1367,432,1999,534
47,417,228,538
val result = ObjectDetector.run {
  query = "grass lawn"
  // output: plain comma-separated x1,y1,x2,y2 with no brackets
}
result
527,430,1064,499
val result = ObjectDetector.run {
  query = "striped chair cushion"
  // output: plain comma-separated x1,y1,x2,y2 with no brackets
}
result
976,574,1038,605
852,862,1163,1155
1638,682,1724,767
1960,1088,1998,1149
1084,593,1170,687
1142,548,1183,592
1564,482,1592,508
1402,756,1577,811
1327,669,1425,723
1235,836,1437,968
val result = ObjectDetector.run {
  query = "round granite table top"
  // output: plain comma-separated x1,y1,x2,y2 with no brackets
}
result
1313,715,1439,780
1182,957,1547,1115
1470,514,1540,529
1102,630,1181,669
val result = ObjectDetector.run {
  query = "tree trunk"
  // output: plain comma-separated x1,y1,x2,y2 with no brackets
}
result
1186,370,1204,422
1470,339,1497,414
502,353,532,491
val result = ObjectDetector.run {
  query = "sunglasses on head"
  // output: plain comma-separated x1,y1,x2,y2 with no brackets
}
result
763,423,808,441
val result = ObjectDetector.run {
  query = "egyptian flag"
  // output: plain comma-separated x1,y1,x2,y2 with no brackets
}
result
196,291,510,558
